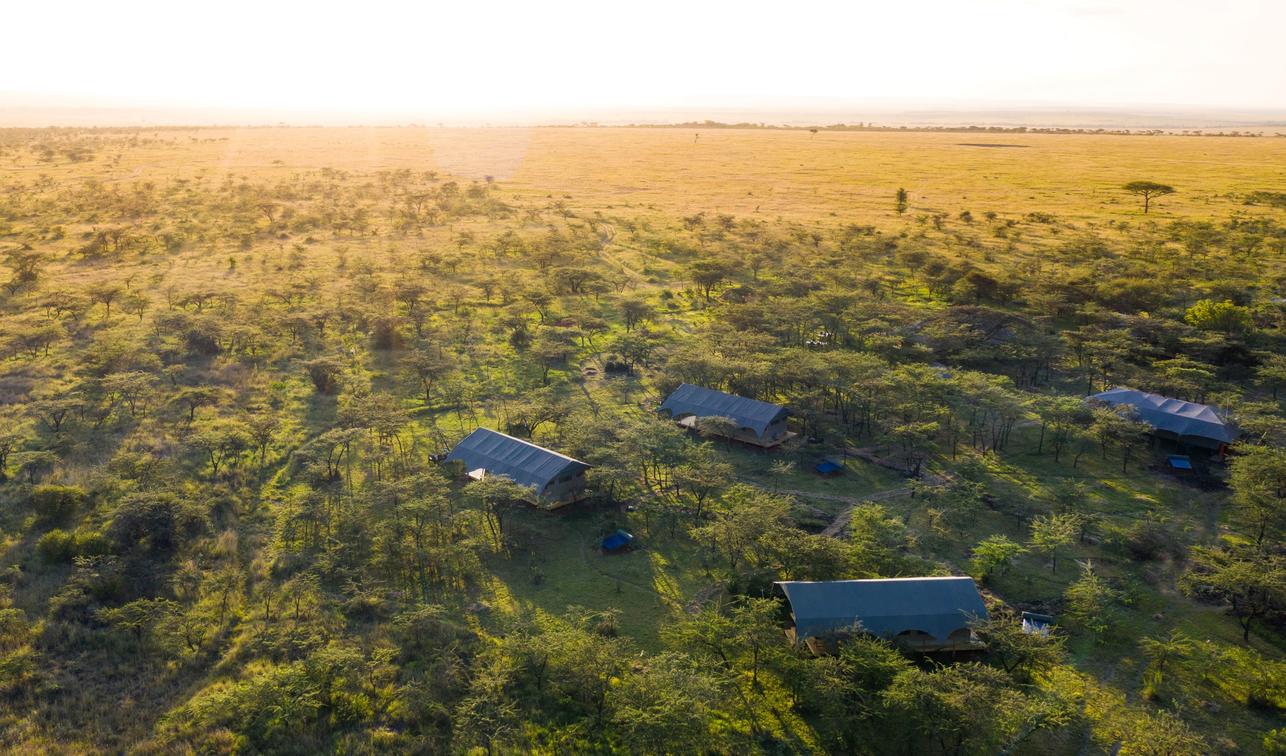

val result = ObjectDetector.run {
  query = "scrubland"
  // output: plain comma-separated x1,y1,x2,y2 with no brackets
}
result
0,125,1283,753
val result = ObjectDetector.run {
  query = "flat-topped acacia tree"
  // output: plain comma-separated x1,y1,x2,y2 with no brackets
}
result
1123,180,1175,213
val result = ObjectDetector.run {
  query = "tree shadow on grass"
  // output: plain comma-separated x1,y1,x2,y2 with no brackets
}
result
484,503,681,651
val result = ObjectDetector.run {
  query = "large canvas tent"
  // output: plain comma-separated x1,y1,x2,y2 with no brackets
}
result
659,383,791,447
775,576,988,651
1089,387,1237,449
444,428,590,505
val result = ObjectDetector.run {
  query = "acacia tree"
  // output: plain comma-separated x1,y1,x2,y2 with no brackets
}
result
1029,513,1078,573
1184,298,1253,335
464,475,532,551
661,596,783,690
672,445,733,520
1089,404,1151,473
1182,546,1286,642
607,653,726,753
620,296,654,332
189,418,251,479
1122,181,1175,214
971,608,1064,681
0,430,22,481
691,485,793,575
881,662,1071,755
402,346,455,406
453,656,522,754
1063,561,1119,636
1138,630,1195,699
688,260,732,305
969,535,1027,584
1228,445,1286,549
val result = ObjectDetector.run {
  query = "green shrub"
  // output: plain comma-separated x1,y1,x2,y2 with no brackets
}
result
1122,520,1185,562
37,528,109,563
37,529,76,562
73,530,111,557
29,485,86,524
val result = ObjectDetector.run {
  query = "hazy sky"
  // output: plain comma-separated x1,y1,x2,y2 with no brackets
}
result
4,0,1284,117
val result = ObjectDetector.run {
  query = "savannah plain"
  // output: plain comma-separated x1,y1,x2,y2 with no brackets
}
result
0,125,1284,753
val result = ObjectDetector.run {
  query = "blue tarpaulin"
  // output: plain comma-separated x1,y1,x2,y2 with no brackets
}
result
1167,455,1194,470
815,460,843,475
601,530,634,552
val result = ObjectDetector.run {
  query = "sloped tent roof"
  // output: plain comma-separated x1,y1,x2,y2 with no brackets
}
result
659,384,788,439
1089,388,1237,444
445,428,589,492
775,577,988,642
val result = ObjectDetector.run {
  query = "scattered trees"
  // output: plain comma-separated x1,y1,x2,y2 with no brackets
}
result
0,127,1279,753
1228,445,1286,548
1182,547,1286,643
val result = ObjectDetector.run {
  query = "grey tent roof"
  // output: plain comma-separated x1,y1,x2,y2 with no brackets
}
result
659,384,788,439
1089,387,1237,444
445,428,589,492
775,577,988,642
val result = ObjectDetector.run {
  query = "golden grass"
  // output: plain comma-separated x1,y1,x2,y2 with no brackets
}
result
10,126,1285,226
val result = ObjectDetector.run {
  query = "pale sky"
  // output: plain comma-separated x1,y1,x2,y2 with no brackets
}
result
4,0,1285,118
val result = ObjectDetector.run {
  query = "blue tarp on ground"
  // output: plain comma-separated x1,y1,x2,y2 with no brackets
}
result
815,460,843,475
601,530,634,552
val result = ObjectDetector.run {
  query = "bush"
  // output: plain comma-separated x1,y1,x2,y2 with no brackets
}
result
370,317,404,351
305,357,345,395
109,494,207,557
29,485,86,524
1122,520,1185,562
73,530,111,557
1185,299,1253,335
37,529,111,563
37,530,76,562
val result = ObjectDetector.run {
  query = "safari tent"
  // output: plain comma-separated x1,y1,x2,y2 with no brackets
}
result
444,428,590,506
775,576,988,651
1089,387,1237,451
659,383,792,447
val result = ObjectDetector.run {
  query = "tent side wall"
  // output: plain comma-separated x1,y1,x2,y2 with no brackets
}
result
762,416,790,444
539,466,588,505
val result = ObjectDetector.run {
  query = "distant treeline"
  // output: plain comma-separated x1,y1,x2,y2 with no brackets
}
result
598,120,1285,137
3,123,1283,137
